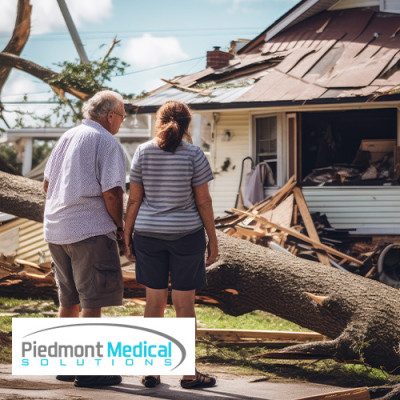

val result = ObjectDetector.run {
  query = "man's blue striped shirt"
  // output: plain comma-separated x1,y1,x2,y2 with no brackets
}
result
129,140,214,234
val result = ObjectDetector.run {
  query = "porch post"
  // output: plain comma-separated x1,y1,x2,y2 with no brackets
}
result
22,138,33,176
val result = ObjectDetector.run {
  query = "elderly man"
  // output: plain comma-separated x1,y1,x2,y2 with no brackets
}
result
43,90,126,388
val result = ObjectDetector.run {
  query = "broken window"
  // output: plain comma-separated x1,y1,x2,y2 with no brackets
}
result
300,108,397,186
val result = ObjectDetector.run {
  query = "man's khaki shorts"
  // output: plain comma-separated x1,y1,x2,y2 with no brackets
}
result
49,235,123,308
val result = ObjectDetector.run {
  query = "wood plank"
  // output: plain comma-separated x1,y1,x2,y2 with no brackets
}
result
261,194,294,229
231,208,363,265
297,388,370,400
293,187,330,266
234,225,268,238
197,329,325,342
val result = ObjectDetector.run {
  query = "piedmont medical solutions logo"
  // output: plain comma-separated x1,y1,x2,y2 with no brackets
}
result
12,318,195,375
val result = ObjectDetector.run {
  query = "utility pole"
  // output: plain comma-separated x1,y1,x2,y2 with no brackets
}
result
56,0,90,64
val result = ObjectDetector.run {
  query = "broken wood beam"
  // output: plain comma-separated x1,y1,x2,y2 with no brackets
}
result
296,387,370,400
293,187,330,266
161,79,212,95
231,209,363,266
197,329,326,342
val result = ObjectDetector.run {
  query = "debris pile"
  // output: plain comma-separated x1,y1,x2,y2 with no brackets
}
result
216,176,391,280
303,139,398,186
0,254,145,301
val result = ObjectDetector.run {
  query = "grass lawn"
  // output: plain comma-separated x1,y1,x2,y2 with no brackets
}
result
1,296,399,388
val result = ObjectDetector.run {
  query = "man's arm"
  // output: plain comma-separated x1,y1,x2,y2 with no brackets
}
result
43,179,49,193
193,183,218,265
102,186,124,229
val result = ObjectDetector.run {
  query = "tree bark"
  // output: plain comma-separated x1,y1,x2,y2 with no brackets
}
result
1,171,400,377
0,171,44,221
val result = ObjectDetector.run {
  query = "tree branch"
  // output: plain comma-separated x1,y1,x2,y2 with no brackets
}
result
0,52,91,101
0,0,32,109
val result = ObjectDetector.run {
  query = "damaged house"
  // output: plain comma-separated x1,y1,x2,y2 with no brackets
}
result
131,0,400,235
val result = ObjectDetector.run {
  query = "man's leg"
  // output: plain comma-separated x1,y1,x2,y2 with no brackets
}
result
81,307,102,318
59,304,80,318
69,236,123,387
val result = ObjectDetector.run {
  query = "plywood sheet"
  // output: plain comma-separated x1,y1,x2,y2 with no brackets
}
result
260,194,294,229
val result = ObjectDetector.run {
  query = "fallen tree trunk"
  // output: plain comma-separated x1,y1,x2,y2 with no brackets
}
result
1,171,400,378
0,171,45,221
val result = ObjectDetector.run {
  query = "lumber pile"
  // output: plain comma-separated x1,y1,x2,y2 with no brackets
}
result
0,254,146,301
215,176,383,276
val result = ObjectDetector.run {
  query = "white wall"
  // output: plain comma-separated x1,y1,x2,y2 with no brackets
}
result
209,111,251,217
303,186,400,234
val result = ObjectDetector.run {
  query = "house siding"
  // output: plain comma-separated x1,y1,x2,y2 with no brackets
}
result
302,186,400,233
380,0,400,13
210,111,250,216
0,218,51,265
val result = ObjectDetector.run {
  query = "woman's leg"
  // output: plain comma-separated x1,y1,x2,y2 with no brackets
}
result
172,289,197,380
142,287,168,386
144,287,168,317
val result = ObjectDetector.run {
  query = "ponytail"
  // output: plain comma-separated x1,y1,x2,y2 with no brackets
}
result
155,101,192,152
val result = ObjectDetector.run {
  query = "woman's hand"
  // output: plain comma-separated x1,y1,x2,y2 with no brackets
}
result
206,239,218,265
124,234,136,261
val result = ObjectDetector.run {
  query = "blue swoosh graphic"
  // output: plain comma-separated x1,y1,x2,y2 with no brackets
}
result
23,323,187,371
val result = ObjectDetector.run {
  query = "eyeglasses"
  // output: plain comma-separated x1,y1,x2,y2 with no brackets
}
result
112,111,127,121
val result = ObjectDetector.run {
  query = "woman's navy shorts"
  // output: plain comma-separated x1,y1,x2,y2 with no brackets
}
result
133,228,207,291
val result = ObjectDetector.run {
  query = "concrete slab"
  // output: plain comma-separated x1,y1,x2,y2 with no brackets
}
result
0,364,347,400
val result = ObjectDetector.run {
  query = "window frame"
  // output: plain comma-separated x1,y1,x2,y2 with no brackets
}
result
251,113,284,188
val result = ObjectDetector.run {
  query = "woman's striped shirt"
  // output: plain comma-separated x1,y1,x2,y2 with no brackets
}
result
129,140,214,234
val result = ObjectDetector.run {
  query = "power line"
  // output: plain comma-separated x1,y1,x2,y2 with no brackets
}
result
114,56,206,77
0,26,264,39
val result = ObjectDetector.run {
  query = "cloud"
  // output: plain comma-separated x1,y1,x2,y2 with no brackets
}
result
123,34,188,70
2,75,38,101
0,0,112,35
205,0,296,13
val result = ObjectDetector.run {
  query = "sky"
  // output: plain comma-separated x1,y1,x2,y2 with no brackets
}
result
0,0,298,128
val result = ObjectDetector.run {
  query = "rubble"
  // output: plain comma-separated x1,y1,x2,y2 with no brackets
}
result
216,176,394,282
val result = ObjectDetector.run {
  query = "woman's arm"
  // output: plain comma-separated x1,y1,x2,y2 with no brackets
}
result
193,183,218,265
124,182,144,261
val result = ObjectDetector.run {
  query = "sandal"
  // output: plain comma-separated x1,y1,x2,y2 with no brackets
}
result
56,375,75,382
180,370,216,389
74,375,122,387
141,375,160,388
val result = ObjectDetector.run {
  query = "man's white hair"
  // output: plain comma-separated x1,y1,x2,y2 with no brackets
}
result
82,90,124,120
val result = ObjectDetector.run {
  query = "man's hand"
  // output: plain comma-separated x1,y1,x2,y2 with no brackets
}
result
116,228,126,256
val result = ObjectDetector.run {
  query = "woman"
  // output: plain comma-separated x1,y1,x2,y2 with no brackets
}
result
124,100,218,389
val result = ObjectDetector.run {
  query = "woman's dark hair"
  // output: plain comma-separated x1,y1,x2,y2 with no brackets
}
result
155,101,192,152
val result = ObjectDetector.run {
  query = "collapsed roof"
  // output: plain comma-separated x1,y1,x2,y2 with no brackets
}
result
133,7,400,112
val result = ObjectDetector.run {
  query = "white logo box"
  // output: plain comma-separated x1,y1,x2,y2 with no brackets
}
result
12,318,195,375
